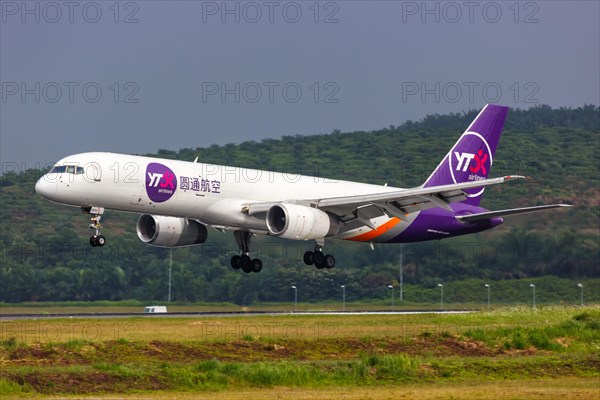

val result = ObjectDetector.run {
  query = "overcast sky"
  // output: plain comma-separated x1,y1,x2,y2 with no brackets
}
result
1,1,599,169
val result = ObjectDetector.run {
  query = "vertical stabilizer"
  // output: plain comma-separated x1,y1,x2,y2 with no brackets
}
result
422,104,509,206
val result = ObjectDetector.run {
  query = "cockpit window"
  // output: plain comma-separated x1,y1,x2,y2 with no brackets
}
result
49,165,84,175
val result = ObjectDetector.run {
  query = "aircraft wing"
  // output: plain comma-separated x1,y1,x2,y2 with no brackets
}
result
454,204,572,223
245,175,525,221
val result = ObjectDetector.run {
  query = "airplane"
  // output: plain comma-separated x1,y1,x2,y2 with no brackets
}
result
35,104,571,273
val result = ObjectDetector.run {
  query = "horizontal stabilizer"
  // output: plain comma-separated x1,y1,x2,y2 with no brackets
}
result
455,204,572,223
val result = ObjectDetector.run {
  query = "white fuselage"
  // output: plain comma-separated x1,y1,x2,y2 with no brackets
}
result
36,152,403,239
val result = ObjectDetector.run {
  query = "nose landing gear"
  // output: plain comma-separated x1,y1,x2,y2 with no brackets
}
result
84,206,106,247
89,233,106,247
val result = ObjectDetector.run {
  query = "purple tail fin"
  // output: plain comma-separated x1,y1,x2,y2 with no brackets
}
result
422,104,509,206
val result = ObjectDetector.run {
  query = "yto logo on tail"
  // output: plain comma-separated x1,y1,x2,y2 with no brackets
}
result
146,163,177,202
454,148,489,174
454,152,476,172
470,149,488,175
449,131,493,198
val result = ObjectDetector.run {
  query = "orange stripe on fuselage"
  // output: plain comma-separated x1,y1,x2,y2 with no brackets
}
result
347,217,401,242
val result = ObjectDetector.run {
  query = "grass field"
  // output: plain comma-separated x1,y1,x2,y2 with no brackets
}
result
1,378,597,400
1,306,599,399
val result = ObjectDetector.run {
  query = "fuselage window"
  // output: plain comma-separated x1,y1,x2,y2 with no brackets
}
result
76,166,84,175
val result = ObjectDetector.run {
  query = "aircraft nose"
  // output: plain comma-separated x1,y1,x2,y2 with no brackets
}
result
35,176,57,199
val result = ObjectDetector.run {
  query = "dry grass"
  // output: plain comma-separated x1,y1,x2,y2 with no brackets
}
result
2,378,597,400
166,379,600,400
0,314,512,343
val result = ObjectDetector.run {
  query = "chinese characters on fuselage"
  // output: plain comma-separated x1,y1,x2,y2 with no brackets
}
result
179,176,221,193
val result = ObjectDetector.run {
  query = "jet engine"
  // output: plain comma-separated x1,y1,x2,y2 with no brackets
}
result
266,203,339,240
136,214,208,247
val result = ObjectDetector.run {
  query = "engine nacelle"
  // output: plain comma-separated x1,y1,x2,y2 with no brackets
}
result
136,215,208,247
266,203,339,240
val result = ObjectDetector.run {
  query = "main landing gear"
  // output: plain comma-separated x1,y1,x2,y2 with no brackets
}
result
303,240,336,269
229,234,335,273
230,230,262,273
84,206,106,247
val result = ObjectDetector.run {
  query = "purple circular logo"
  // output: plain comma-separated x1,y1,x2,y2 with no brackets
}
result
448,131,492,199
146,162,177,203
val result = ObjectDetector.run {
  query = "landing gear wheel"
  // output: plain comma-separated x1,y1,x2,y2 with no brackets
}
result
251,259,263,273
314,251,325,265
96,235,106,247
303,251,315,266
307,240,335,270
240,255,253,273
231,255,242,269
89,235,106,247
242,264,253,273
324,254,335,269
232,231,264,273
314,251,325,269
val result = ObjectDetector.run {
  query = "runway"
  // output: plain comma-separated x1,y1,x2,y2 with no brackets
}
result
0,310,474,321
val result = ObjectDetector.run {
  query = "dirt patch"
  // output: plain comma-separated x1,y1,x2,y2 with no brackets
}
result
439,336,494,357
6,343,89,366
7,371,169,394
554,337,574,348
0,334,537,366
